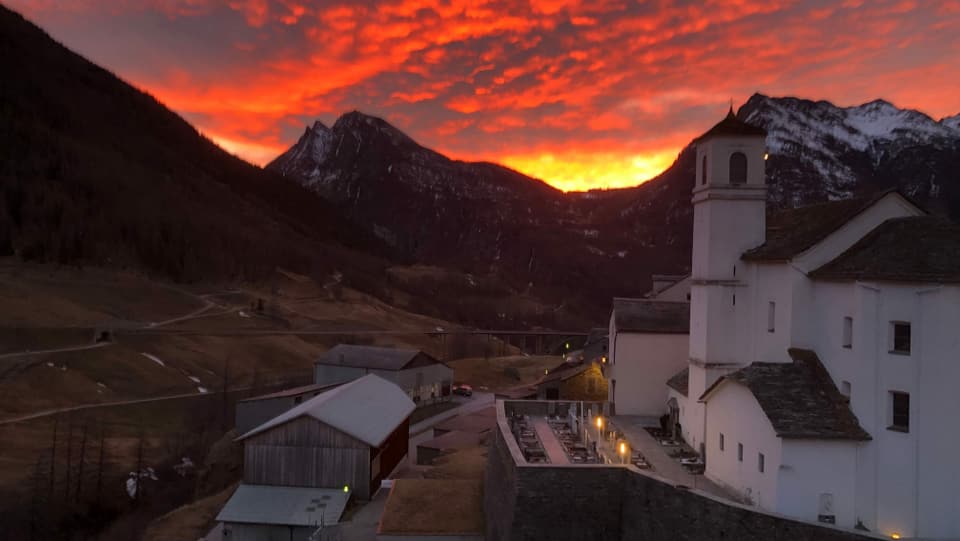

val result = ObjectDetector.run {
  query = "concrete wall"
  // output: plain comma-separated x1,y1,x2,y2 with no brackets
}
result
221,523,316,541
779,440,860,528
485,417,884,541
607,332,688,416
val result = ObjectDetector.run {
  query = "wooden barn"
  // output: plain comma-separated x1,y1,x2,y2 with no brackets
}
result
237,374,416,500
314,344,453,405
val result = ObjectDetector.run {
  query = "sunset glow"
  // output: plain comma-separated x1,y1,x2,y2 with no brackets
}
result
10,0,960,191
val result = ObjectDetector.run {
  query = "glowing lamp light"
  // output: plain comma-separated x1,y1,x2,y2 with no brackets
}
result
343,485,350,493
544,369,549,375
890,535,900,540
619,442,627,455
596,417,603,430
764,152,770,161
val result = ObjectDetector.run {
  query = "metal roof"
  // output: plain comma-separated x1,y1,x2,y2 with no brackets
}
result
237,374,416,446
315,344,441,370
237,382,343,403
216,484,348,527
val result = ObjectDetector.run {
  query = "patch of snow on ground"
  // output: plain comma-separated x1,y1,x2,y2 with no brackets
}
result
197,386,209,394
97,382,107,388
238,311,251,318
46,362,54,368
140,353,165,367
617,250,628,258
188,376,201,384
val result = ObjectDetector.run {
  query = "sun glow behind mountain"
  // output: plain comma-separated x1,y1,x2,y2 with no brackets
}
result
10,0,960,192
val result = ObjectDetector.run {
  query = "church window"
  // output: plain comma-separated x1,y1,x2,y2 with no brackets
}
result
841,381,851,399
701,155,707,185
767,302,776,333
719,432,725,451
890,322,911,354
843,317,853,348
889,391,910,432
758,453,765,473
729,152,747,184
737,443,743,461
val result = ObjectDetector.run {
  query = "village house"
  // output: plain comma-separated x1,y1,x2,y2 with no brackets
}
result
314,344,453,405
611,109,960,539
535,360,608,402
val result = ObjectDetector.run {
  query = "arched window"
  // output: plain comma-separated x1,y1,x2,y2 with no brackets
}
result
701,156,707,185
729,152,747,184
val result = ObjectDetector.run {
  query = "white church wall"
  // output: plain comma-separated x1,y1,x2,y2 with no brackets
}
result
778,440,860,529
608,332,688,416
703,382,781,512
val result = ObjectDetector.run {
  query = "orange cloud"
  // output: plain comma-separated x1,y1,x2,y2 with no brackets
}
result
8,0,959,192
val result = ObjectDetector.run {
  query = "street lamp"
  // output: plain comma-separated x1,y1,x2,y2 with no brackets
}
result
619,441,628,464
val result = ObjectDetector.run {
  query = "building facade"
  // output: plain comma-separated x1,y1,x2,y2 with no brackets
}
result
315,344,453,405
623,110,960,538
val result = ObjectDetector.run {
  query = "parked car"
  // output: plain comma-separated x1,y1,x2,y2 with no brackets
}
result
452,384,473,397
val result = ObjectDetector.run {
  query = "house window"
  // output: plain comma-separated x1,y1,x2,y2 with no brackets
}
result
767,302,776,333
729,152,747,184
719,433,725,451
840,381,851,399
758,453,765,473
732,293,736,306
701,155,707,185
737,443,743,462
842,317,853,348
891,322,911,354
889,391,910,432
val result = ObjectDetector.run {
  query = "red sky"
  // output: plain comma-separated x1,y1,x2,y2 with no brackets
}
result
9,0,960,191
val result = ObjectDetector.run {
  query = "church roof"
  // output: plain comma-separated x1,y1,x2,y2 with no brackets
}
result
811,216,960,283
612,298,689,334
742,189,922,261
694,108,767,142
701,348,871,441
666,367,689,397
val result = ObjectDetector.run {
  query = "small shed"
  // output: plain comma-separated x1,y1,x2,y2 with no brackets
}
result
235,382,344,435
534,362,608,401
237,374,416,500
314,344,454,405
216,484,349,541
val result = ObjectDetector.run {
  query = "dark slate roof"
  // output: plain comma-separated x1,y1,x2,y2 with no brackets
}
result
315,344,441,370
810,216,960,283
702,348,870,441
742,189,923,261
612,298,689,334
536,362,593,386
666,368,689,397
694,109,766,142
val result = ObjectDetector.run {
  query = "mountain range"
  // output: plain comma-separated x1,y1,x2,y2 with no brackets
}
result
267,95,960,322
3,2,959,328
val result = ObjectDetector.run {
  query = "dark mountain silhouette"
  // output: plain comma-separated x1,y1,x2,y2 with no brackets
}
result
0,4,387,284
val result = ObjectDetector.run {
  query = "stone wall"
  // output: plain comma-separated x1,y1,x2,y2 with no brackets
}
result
486,401,885,541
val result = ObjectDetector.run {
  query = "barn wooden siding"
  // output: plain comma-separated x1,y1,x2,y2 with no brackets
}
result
369,418,409,495
243,417,373,499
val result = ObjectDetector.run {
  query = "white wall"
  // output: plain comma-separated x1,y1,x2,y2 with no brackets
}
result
608,332,688,416
779,440,860,529
703,381,781,511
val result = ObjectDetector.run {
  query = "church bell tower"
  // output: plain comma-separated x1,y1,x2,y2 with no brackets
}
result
684,108,767,452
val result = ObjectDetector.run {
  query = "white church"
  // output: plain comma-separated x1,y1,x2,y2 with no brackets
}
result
606,110,960,539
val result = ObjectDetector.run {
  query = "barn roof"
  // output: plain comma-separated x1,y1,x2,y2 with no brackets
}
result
216,484,349,527
237,374,415,446
810,216,960,283
612,298,690,334
701,349,870,441
742,190,923,262
237,381,342,403
315,344,443,371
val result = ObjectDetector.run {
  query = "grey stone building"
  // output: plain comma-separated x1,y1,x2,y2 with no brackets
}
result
314,344,454,405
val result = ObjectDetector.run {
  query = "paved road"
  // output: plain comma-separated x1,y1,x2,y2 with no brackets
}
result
0,340,111,361
0,386,255,426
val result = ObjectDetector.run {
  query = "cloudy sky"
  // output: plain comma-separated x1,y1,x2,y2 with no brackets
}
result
9,0,960,190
